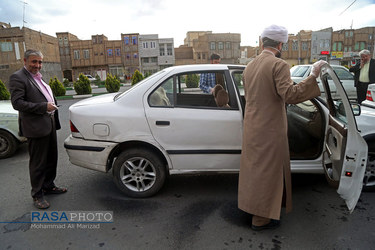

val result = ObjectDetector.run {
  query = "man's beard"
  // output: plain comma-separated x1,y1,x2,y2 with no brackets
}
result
274,48,282,58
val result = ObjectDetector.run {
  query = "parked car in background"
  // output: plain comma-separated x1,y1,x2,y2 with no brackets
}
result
65,64,370,212
362,83,375,108
77,74,96,82
290,64,356,101
0,100,26,159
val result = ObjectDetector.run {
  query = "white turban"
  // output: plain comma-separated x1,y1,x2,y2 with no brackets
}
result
261,25,288,43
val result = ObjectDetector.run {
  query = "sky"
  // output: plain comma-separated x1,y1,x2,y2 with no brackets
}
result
1,0,375,47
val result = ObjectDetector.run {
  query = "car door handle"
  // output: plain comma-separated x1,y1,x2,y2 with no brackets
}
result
156,121,170,126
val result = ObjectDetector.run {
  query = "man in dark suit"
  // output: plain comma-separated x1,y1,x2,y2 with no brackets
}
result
349,49,375,104
9,49,67,209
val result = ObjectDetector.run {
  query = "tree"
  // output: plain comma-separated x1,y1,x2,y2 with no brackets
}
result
186,74,199,88
0,79,10,100
74,73,92,95
105,74,120,93
49,77,66,96
131,70,144,86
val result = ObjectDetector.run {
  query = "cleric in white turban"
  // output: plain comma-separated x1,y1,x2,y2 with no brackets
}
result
261,24,288,43
238,24,326,231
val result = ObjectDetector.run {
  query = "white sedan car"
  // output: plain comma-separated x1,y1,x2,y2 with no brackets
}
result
65,64,370,212
362,83,375,108
0,100,27,158
290,64,356,101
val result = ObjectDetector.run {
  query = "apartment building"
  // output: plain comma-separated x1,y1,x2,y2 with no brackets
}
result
56,32,79,81
176,31,241,65
0,23,62,85
121,33,140,78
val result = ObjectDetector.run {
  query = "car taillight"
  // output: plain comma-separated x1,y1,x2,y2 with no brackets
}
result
366,90,374,101
70,121,79,133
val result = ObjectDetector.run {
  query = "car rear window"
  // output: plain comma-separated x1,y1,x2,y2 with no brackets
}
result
291,66,310,77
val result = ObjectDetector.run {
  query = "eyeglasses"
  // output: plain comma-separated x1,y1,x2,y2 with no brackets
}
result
31,60,43,64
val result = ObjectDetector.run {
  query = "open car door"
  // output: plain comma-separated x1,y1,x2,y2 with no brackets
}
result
319,64,367,212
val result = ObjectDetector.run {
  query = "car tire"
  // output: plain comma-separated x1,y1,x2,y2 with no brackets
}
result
0,130,18,159
112,149,166,198
363,150,375,192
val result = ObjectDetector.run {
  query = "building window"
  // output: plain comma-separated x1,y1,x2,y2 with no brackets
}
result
282,43,288,51
108,49,113,57
218,42,224,50
355,42,366,51
151,57,157,63
142,57,149,63
132,36,138,45
160,45,165,56
337,42,342,51
83,49,90,59
0,41,13,52
302,42,308,51
151,42,156,48
226,42,231,49
332,42,337,51
0,64,10,70
74,50,80,59
64,37,68,46
134,53,138,58
143,42,148,49
210,42,215,50
59,37,63,46
324,40,330,48
292,41,298,51
126,53,130,59
115,48,121,56
167,44,172,55
124,37,129,45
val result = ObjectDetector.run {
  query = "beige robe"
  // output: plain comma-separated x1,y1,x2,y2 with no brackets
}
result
238,51,321,220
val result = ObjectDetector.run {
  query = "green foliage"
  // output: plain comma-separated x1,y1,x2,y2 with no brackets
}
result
105,74,121,93
186,74,199,88
95,74,101,81
74,73,92,95
63,78,70,88
0,79,10,100
144,72,151,78
49,77,66,97
131,70,144,86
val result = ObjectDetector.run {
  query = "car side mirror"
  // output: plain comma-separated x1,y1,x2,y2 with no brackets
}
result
351,103,361,116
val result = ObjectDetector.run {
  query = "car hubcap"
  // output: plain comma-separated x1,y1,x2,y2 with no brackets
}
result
120,157,156,192
0,136,8,153
363,153,375,188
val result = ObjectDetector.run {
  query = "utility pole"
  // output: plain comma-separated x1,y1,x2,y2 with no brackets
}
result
21,0,28,27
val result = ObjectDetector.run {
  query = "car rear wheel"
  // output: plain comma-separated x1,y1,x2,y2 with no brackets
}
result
0,130,18,159
363,151,375,192
112,149,166,198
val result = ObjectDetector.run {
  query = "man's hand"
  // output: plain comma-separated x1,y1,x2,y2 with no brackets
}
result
310,60,327,78
47,102,58,112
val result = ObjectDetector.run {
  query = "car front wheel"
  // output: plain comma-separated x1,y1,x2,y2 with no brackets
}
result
0,130,18,159
112,149,166,198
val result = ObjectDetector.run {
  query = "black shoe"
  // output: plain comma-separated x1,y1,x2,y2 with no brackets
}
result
251,219,280,231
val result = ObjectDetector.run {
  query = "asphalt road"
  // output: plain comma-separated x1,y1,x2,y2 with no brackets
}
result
1,98,375,250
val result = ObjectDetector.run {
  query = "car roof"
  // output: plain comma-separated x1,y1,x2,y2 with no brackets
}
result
161,64,245,74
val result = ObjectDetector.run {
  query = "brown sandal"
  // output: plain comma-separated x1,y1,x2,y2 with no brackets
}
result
44,187,67,195
33,197,50,209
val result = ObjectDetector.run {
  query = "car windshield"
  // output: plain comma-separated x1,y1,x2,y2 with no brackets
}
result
331,67,354,80
291,66,310,77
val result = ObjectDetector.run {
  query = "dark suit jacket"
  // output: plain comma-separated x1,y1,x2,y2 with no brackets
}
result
349,58,375,87
9,68,61,138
